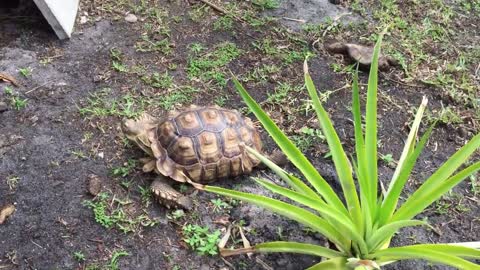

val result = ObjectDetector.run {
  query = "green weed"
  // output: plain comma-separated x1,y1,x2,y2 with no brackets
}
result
187,42,241,86
135,35,173,55
157,86,199,110
138,185,153,207
242,64,280,84
182,224,221,255
18,67,31,77
188,5,209,22
109,251,129,270
4,86,28,110
111,160,137,177
6,175,19,190
252,0,279,10
142,72,174,89
253,37,279,56
11,96,28,110
4,86,13,95
211,198,231,212
83,192,158,233
214,16,234,31
266,82,302,104
73,251,86,262
79,89,146,119
291,127,325,152
381,153,396,168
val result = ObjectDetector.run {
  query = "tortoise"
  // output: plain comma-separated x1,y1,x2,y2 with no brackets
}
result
325,42,397,71
122,106,285,209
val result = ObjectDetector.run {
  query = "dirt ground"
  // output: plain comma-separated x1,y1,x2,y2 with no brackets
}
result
0,0,478,269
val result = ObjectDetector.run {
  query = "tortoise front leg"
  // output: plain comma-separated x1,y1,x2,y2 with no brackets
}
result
151,177,193,210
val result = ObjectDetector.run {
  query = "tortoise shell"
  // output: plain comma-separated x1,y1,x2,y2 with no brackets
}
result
147,106,262,183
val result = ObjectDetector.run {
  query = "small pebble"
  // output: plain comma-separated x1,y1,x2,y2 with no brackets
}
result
125,14,138,23
0,204,15,224
200,264,210,270
79,16,88,24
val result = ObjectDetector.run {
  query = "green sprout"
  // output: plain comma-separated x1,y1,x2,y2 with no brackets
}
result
18,67,31,77
182,224,221,256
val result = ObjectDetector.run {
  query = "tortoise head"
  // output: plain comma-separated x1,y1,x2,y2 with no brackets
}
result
122,113,159,155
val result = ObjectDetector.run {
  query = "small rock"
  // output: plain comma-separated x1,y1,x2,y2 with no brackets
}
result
0,204,15,224
87,174,103,196
329,0,341,4
0,101,8,112
80,16,88,24
200,264,210,270
125,14,138,23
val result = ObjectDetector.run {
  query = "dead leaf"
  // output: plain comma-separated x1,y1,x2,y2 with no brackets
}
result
0,73,19,87
0,204,15,224
213,215,230,225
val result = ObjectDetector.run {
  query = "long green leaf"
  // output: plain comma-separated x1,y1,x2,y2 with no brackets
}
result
232,76,348,215
392,161,480,221
412,244,480,259
352,68,370,209
367,220,426,252
364,31,384,217
370,246,480,269
253,178,350,222
400,133,480,207
390,97,428,178
254,177,368,255
254,241,343,259
304,61,363,236
246,146,320,200
351,67,376,241
306,257,347,270
378,120,434,225
204,185,349,251
449,242,480,249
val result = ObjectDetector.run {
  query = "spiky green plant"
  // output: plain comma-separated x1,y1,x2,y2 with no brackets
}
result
196,32,480,269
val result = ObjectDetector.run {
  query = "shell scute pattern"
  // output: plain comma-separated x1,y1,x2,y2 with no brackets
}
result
153,107,261,184
198,108,227,132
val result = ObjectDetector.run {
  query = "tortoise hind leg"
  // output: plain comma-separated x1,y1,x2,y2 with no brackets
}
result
151,177,193,210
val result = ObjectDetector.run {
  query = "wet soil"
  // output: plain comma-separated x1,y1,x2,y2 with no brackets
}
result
0,1,478,270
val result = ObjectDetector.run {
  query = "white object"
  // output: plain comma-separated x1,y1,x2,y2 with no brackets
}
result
33,0,79,39
124,14,138,23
